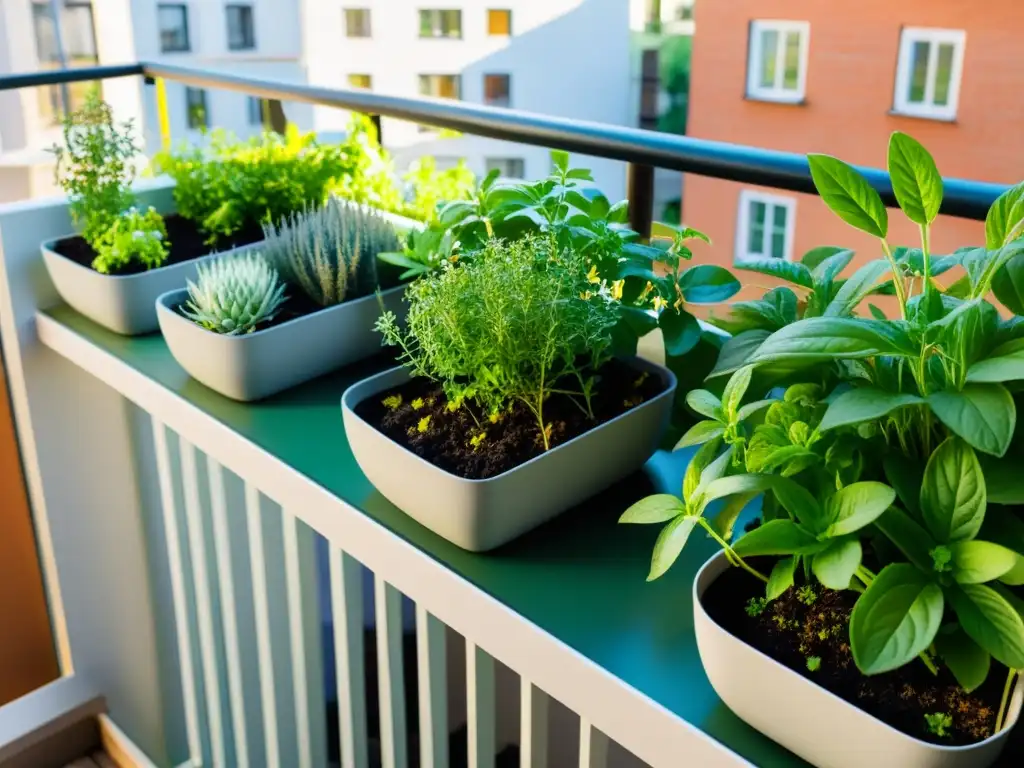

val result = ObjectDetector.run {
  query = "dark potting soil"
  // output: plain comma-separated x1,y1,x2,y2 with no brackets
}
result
51,214,264,276
354,359,666,480
703,564,1004,747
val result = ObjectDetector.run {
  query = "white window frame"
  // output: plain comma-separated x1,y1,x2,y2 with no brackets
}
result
735,190,796,265
485,157,525,179
746,20,810,103
893,27,966,121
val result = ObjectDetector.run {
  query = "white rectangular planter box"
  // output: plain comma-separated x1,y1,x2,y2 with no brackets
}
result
157,285,407,401
341,359,677,552
41,237,256,336
694,551,1023,768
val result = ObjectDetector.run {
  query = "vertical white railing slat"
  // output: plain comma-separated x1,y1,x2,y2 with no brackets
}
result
283,511,314,768
245,483,280,767
207,457,249,768
520,681,549,768
331,547,368,768
375,577,408,768
151,417,203,766
579,720,609,768
179,438,226,767
467,643,495,768
416,606,448,768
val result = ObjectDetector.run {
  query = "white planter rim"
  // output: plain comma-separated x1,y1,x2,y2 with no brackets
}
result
694,550,1023,753
342,357,677,486
158,283,406,340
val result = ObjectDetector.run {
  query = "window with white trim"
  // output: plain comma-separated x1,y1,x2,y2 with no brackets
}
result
735,190,795,264
746,20,810,103
485,157,524,179
893,27,965,120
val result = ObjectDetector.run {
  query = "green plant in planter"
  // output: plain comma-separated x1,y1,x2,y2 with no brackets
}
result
92,206,170,274
403,156,476,223
623,132,1024,737
261,196,400,306
376,236,620,449
52,89,138,248
182,252,287,334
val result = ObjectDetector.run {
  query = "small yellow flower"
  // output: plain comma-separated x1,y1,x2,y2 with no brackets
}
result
638,280,654,301
633,372,649,389
469,431,487,450
488,411,503,424
579,290,593,300
623,395,644,408
652,295,668,312
610,279,625,301
417,415,432,433
411,397,425,410
446,400,460,412
382,394,403,410
586,264,601,284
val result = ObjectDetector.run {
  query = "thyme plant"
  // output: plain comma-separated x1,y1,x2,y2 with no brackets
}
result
376,236,620,449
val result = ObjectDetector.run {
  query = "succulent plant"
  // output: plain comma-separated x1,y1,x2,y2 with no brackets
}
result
182,252,287,335
261,195,401,307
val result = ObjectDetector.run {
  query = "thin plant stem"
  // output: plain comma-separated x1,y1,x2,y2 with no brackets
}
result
879,238,908,320
996,669,1019,733
698,519,769,583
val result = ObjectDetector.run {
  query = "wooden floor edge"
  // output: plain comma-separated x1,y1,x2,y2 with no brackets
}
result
97,715,159,768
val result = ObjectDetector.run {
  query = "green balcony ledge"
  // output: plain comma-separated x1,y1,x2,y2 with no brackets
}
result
40,303,806,767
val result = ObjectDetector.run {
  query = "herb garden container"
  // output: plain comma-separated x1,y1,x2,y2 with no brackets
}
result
156,284,407,402
40,226,260,336
694,551,1024,768
341,357,677,552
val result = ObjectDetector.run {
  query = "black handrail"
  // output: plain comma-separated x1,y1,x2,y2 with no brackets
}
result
0,62,1009,223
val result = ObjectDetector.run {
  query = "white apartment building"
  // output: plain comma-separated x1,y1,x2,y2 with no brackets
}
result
302,0,633,200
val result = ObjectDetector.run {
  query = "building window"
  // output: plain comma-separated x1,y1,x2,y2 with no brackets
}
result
483,74,511,107
485,158,524,179
347,74,373,89
419,9,462,39
487,9,511,36
31,0,99,124
226,4,256,50
157,4,190,53
344,8,371,38
247,96,266,125
418,74,461,99
746,20,810,103
186,87,208,130
736,190,795,264
893,28,965,121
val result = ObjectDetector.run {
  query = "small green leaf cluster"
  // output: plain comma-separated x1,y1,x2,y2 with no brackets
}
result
401,156,477,223
52,89,139,248
376,236,620,450
92,206,170,274
924,712,953,738
182,252,287,335
151,118,387,246
261,196,400,306
624,131,1024,721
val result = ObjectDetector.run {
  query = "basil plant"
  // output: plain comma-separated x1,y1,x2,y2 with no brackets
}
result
624,132,1024,728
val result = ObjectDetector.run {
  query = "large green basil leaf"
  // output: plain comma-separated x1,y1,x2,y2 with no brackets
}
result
874,506,936,572
812,538,863,590
986,181,1024,250
920,437,986,544
659,309,702,357
887,132,943,225
826,482,897,537
679,265,741,304
700,473,775,510
808,154,888,238
811,249,855,285
977,506,1024,586
748,318,917,365
819,388,923,432
824,259,891,317
767,556,797,601
927,385,1016,458
647,515,698,581
949,541,1019,585
692,447,735,504
849,563,943,675
721,366,752,419
713,288,799,335
945,582,1024,669
732,519,822,557
735,256,813,288
707,330,771,378
966,338,1024,383
619,494,686,525
768,476,825,533
802,245,851,271
683,438,722,501
709,492,759,541
991,253,1024,316
883,455,924,519
934,627,990,693
675,420,725,449
686,389,722,420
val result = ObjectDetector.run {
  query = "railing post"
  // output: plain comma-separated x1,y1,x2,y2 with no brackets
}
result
629,48,661,238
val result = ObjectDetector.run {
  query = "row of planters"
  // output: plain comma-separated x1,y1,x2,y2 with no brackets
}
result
45,92,1024,766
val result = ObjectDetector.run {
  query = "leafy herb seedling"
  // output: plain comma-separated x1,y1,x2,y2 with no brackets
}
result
806,656,822,673
924,712,953,739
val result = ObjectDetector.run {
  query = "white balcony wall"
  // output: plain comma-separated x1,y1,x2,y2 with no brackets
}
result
302,0,632,200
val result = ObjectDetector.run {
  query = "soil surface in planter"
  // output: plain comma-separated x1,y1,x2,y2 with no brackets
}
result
52,214,264,276
704,563,1005,747
354,359,666,480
